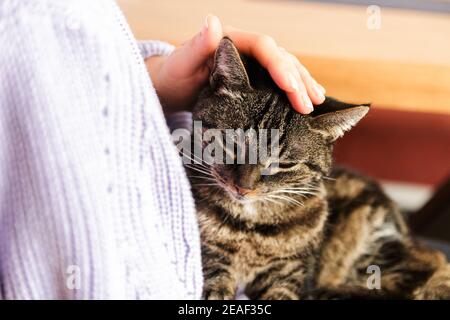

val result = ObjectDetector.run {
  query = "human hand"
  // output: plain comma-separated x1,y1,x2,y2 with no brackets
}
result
146,15,326,114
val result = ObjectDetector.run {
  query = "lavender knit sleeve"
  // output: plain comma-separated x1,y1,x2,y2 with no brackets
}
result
0,0,202,300
137,40,175,59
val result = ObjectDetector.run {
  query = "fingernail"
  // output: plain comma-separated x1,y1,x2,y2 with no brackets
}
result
287,72,299,92
313,83,325,101
317,83,326,94
201,15,210,37
302,93,314,113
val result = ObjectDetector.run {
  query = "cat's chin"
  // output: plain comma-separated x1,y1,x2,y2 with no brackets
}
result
225,192,259,205
240,203,259,216
233,197,259,205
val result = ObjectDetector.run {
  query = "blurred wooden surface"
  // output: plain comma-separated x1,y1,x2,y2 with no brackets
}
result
117,0,450,114
334,108,450,186
117,0,450,186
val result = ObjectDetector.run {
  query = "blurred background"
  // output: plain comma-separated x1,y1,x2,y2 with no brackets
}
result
117,0,450,247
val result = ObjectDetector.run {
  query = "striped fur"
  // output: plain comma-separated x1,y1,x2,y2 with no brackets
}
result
187,38,450,300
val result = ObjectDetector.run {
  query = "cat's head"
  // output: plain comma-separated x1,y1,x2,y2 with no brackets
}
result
190,37,369,209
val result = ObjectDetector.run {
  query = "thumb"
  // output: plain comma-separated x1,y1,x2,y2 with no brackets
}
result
168,15,223,78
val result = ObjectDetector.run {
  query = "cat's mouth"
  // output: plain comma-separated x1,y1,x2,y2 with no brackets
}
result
226,190,260,204
210,172,260,203
218,182,260,203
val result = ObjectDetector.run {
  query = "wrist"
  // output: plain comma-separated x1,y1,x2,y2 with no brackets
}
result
145,55,166,93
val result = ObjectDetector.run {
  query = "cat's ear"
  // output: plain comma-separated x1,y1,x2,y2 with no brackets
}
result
309,97,370,141
210,37,251,95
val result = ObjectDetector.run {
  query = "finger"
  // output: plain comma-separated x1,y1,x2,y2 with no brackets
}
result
284,50,326,105
224,27,314,113
224,27,301,94
280,46,326,96
279,49,315,113
169,14,223,78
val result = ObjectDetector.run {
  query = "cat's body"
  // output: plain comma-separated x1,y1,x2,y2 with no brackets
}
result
184,37,450,299
195,164,447,300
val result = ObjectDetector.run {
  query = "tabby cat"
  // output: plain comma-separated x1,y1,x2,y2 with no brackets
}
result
182,37,450,299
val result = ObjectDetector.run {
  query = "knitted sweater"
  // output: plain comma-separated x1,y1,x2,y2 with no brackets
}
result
0,0,202,299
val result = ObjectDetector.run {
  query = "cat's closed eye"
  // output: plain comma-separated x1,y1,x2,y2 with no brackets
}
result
264,160,299,174
274,161,299,170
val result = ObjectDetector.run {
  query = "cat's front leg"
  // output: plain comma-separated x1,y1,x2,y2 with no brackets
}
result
246,260,307,300
414,264,450,300
202,245,238,300
203,269,237,300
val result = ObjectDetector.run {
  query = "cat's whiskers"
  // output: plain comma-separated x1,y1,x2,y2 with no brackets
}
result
192,183,222,188
264,197,283,206
281,187,315,190
273,190,309,198
189,151,207,163
283,183,320,190
277,190,319,197
266,183,325,206
185,164,214,177
283,182,322,195
274,187,318,193
272,183,322,199
188,175,217,182
181,154,209,169
268,194,303,207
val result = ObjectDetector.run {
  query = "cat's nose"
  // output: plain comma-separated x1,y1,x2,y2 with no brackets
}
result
235,186,252,196
235,165,259,191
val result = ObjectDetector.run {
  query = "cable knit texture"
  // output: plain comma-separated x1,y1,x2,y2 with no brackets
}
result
0,0,202,299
